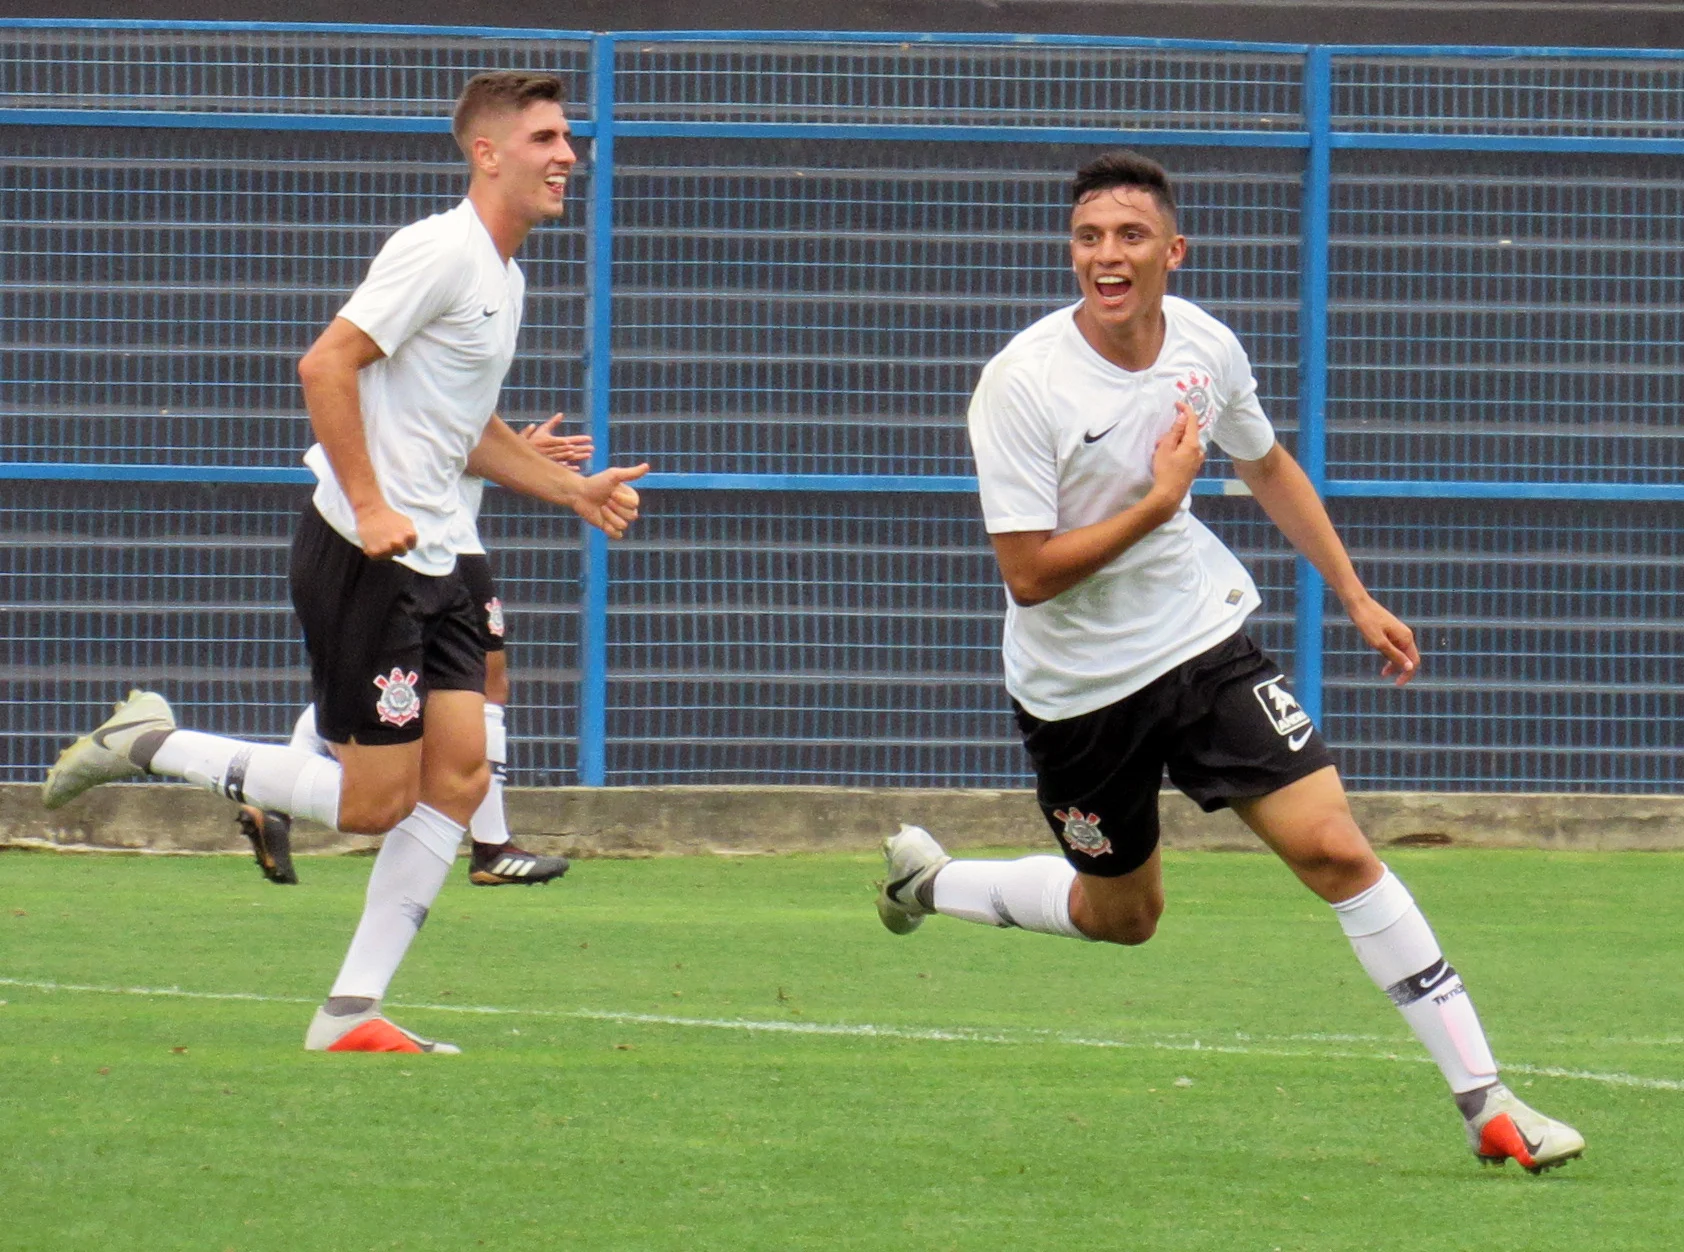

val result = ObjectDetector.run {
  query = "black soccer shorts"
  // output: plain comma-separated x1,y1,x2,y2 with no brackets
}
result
456,553,507,654
288,505,487,746
1013,630,1336,877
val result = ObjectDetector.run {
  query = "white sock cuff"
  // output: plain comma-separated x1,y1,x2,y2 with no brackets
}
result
289,704,331,758
1040,858,1087,941
397,802,466,867
1331,866,1415,938
483,703,507,766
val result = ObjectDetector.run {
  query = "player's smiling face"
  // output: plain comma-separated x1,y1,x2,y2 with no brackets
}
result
481,100,576,225
1069,186,1185,339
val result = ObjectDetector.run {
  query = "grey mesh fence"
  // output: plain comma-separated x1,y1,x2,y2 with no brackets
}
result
3,24,1680,793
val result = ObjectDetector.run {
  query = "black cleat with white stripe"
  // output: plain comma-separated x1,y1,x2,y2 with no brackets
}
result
237,805,299,885
469,841,570,886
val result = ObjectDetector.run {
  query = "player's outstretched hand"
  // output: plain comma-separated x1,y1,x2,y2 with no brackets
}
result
1148,400,1205,509
355,502,419,559
1348,595,1420,686
520,413,594,468
571,463,650,538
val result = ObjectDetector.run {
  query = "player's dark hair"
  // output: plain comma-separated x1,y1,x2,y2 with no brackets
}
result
1070,150,1178,225
452,71,566,158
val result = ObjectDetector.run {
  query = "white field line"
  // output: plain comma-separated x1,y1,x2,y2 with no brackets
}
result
2,976,1680,1093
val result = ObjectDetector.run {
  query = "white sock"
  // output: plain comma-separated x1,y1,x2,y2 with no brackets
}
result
467,703,509,847
1333,867,1499,1094
147,730,341,828
931,856,1085,939
288,704,332,759
328,803,463,1001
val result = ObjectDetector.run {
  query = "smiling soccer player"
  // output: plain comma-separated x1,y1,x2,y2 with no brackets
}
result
877,150,1584,1173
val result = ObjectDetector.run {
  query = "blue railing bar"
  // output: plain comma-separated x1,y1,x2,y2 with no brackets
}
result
1322,41,1684,60
1325,480,1684,502
8,465,1679,501
644,473,976,492
1331,132,1684,155
0,109,597,137
0,18,597,39
605,29,1309,54
577,32,616,789
0,463,313,484
610,121,1309,148
1294,45,1333,725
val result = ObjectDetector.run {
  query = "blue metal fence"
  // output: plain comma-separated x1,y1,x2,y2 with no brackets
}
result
2,21,1680,792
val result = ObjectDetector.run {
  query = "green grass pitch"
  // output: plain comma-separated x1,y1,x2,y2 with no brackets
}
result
3,846,1682,1250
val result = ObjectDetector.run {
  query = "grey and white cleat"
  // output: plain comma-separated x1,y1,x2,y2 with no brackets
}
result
305,1004,461,1055
1464,1083,1585,1174
42,689,176,810
876,823,951,936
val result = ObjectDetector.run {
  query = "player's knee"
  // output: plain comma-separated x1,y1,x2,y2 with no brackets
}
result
1084,898,1163,946
336,790,418,835
435,758,490,813
1283,815,1379,896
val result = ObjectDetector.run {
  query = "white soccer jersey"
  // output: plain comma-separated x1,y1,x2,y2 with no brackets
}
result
303,199,523,575
968,296,1278,721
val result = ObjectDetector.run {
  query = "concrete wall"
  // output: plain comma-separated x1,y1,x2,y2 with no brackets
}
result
6,784,1682,860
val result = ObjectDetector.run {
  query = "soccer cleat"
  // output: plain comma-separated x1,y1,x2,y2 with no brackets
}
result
1464,1083,1585,1174
41,689,176,810
468,840,570,886
876,823,951,935
237,805,298,885
304,1005,461,1055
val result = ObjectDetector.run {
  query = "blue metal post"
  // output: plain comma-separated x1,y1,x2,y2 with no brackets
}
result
1295,45,1332,725
578,33,615,786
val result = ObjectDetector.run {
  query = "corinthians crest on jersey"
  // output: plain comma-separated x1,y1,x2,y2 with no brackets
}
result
1053,808,1112,858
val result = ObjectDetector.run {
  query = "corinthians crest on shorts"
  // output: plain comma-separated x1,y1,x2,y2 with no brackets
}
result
373,667,421,727
484,596,505,638
1054,808,1112,857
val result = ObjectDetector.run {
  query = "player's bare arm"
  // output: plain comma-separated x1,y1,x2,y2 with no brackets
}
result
466,416,648,538
1232,444,1419,685
296,317,417,559
991,400,1205,607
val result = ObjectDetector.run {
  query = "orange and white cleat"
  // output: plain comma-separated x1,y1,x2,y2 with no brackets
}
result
304,1005,460,1055
1464,1083,1585,1174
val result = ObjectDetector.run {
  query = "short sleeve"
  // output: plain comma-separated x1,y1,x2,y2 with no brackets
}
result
968,359,1060,534
337,221,466,358
1209,330,1277,463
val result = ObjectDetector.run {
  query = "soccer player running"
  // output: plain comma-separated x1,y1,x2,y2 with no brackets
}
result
42,71,646,1054
237,415,590,889
876,151,1584,1172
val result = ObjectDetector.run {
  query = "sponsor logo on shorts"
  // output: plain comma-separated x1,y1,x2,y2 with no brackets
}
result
485,596,505,639
1176,370,1215,428
373,667,422,727
1053,808,1113,858
1253,676,1311,744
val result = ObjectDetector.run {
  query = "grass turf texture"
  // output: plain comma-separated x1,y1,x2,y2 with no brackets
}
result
2,847,1681,1251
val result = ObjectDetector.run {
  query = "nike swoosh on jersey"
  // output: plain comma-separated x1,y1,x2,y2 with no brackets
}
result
1287,727,1313,752
1083,423,1119,444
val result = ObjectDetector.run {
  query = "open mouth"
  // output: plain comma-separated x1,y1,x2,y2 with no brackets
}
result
1094,274,1131,306
545,174,568,196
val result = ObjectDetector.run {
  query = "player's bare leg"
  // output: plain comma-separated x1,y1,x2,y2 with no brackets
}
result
1232,767,1584,1171
308,692,487,1055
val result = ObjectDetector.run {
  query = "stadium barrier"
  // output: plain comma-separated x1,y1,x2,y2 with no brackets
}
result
3,22,1681,804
